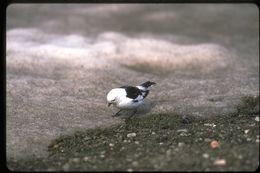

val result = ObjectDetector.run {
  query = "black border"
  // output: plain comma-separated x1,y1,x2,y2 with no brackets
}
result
2,1,259,173
4,0,260,3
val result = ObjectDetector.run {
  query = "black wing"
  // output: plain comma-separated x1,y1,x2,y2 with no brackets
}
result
120,86,142,99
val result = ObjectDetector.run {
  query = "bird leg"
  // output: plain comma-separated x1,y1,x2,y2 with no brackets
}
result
128,109,137,118
112,109,123,117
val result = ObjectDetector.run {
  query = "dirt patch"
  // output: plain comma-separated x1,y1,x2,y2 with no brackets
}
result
7,95,259,171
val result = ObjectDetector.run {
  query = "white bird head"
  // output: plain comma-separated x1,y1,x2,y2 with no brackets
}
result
106,88,124,107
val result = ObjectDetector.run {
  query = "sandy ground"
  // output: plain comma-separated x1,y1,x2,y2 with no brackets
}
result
6,4,259,162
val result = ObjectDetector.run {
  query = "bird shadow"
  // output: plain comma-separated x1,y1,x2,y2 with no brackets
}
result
116,101,156,118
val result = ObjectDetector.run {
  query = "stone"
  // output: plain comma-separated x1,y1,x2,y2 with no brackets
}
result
213,159,226,166
127,133,137,138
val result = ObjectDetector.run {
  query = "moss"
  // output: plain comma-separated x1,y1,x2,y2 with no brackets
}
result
235,95,259,116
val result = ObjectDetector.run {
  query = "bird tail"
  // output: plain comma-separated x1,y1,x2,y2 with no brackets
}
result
136,81,156,98
140,81,156,88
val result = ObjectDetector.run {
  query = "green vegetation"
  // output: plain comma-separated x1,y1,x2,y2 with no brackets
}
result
235,95,259,115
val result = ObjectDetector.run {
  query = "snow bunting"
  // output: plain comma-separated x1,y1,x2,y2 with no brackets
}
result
107,81,156,117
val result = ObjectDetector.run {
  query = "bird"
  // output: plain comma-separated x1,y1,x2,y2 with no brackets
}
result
106,81,156,117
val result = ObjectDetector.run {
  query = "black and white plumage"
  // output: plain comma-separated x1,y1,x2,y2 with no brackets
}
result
107,81,156,117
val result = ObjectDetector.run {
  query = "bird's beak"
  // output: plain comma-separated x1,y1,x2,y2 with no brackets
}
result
108,103,112,107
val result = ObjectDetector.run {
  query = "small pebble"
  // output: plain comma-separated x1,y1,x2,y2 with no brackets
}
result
244,129,250,134
127,133,137,138
256,139,259,143
109,143,114,147
84,136,91,141
249,123,255,127
152,132,156,135
83,156,89,161
53,144,59,148
100,154,105,158
210,140,219,148
154,164,160,169
177,129,188,133
204,123,216,127
178,142,185,147
123,139,128,143
255,116,259,122
159,142,164,145
213,159,226,166
132,161,138,166
134,141,140,145
127,168,133,172
202,153,209,159
179,132,190,136
71,158,79,163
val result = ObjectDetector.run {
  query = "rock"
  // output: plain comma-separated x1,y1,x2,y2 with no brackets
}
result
181,132,191,137
127,133,137,138
53,144,59,149
204,123,216,127
246,138,252,142
244,129,250,134
109,143,114,147
71,158,80,163
238,155,243,159
202,153,209,159
178,142,185,147
213,159,226,166
83,156,89,162
132,161,138,166
84,136,91,141
177,129,190,136
127,168,133,172
177,129,188,133
134,141,140,145
255,116,259,122
210,140,219,148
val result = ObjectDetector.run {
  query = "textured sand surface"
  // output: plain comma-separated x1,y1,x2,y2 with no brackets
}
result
6,4,259,159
